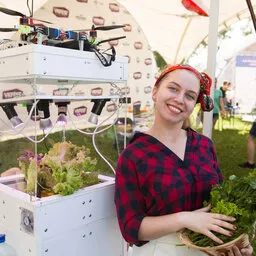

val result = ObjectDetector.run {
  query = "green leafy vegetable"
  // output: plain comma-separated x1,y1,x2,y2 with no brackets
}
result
18,141,99,196
186,173,256,247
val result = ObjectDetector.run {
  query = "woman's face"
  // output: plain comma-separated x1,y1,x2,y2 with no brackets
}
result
152,69,200,125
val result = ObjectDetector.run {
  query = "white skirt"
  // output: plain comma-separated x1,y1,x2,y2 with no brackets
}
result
132,233,206,256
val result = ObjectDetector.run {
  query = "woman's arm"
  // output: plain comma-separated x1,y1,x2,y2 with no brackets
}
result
138,205,236,244
219,97,226,117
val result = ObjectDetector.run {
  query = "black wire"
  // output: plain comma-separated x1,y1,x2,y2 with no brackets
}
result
27,0,32,17
31,0,33,17
245,0,256,33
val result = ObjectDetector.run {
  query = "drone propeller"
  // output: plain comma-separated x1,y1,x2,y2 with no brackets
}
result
74,24,126,32
93,25,126,31
0,7,52,24
97,36,126,45
0,28,19,32
0,7,24,17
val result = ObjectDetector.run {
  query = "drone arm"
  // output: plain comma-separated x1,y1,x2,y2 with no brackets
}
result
97,36,126,45
90,46,116,67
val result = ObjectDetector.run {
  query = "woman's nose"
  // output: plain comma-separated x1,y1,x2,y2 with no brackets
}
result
174,92,185,103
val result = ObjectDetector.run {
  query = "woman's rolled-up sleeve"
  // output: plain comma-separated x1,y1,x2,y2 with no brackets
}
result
114,150,147,246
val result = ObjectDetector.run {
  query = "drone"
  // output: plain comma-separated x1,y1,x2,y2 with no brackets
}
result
0,3,126,67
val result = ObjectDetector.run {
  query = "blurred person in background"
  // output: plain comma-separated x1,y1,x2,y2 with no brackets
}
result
239,120,256,169
212,78,226,135
220,80,228,106
226,82,235,108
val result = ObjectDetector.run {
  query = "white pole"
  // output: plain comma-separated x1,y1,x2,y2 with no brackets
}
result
202,0,219,138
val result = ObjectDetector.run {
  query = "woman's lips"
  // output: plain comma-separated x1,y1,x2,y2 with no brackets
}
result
168,104,182,113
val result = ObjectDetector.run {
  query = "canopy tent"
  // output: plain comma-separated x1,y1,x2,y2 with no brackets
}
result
0,0,255,65
0,0,255,140
118,0,256,64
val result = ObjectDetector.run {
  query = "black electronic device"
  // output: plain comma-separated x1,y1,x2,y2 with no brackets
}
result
0,1,126,66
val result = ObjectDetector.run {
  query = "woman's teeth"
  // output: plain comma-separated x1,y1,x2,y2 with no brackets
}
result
168,105,181,113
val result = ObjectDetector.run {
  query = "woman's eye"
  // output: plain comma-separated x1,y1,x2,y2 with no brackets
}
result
169,87,178,92
186,94,196,100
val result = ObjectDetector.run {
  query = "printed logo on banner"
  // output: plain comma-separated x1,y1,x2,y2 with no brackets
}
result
92,16,105,26
106,103,117,112
108,40,119,46
74,90,85,96
121,87,130,95
94,0,104,6
123,24,132,32
144,86,152,94
133,72,142,80
144,58,152,65
136,57,140,63
122,42,130,47
134,42,143,50
53,88,69,96
2,89,24,99
147,73,151,79
109,3,120,12
123,9,130,15
91,87,103,96
73,106,87,116
53,7,69,18
76,14,87,20
124,55,131,63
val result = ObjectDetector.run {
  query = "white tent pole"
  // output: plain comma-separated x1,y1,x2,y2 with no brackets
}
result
202,0,219,138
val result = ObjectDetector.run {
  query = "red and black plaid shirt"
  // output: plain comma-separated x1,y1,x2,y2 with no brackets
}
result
114,128,223,246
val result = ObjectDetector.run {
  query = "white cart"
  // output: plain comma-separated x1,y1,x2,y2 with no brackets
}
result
0,44,128,256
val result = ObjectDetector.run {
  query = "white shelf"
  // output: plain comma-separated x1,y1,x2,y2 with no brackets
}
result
0,174,123,256
0,43,127,256
0,95,120,104
0,44,128,84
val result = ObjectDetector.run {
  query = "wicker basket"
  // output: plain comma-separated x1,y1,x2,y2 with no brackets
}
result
178,231,249,256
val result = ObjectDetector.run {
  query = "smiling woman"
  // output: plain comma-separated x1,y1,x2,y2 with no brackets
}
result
114,64,253,256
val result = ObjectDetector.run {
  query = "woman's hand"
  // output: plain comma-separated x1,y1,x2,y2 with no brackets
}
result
185,205,253,255
228,244,253,256
181,205,236,244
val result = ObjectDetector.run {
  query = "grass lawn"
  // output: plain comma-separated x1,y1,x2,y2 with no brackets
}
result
0,126,119,176
0,116,255,253
202,116,255,179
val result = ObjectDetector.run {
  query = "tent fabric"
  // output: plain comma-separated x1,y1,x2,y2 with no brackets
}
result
118,0,256,64
0,0,255,139
0,0,255,65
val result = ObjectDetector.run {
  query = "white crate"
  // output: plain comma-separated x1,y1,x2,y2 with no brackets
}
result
0,174,123,256
0,44,128,84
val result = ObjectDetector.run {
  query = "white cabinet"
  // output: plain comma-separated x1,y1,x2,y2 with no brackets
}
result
0,44,128,256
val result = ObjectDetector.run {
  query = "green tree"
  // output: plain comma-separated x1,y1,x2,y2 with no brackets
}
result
153,50,168,71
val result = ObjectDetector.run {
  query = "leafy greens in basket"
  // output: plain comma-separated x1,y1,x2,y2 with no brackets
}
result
185,172,256,247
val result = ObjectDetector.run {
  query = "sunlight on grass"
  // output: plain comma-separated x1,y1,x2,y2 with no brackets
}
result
191,115,255,179
0,114,256,252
